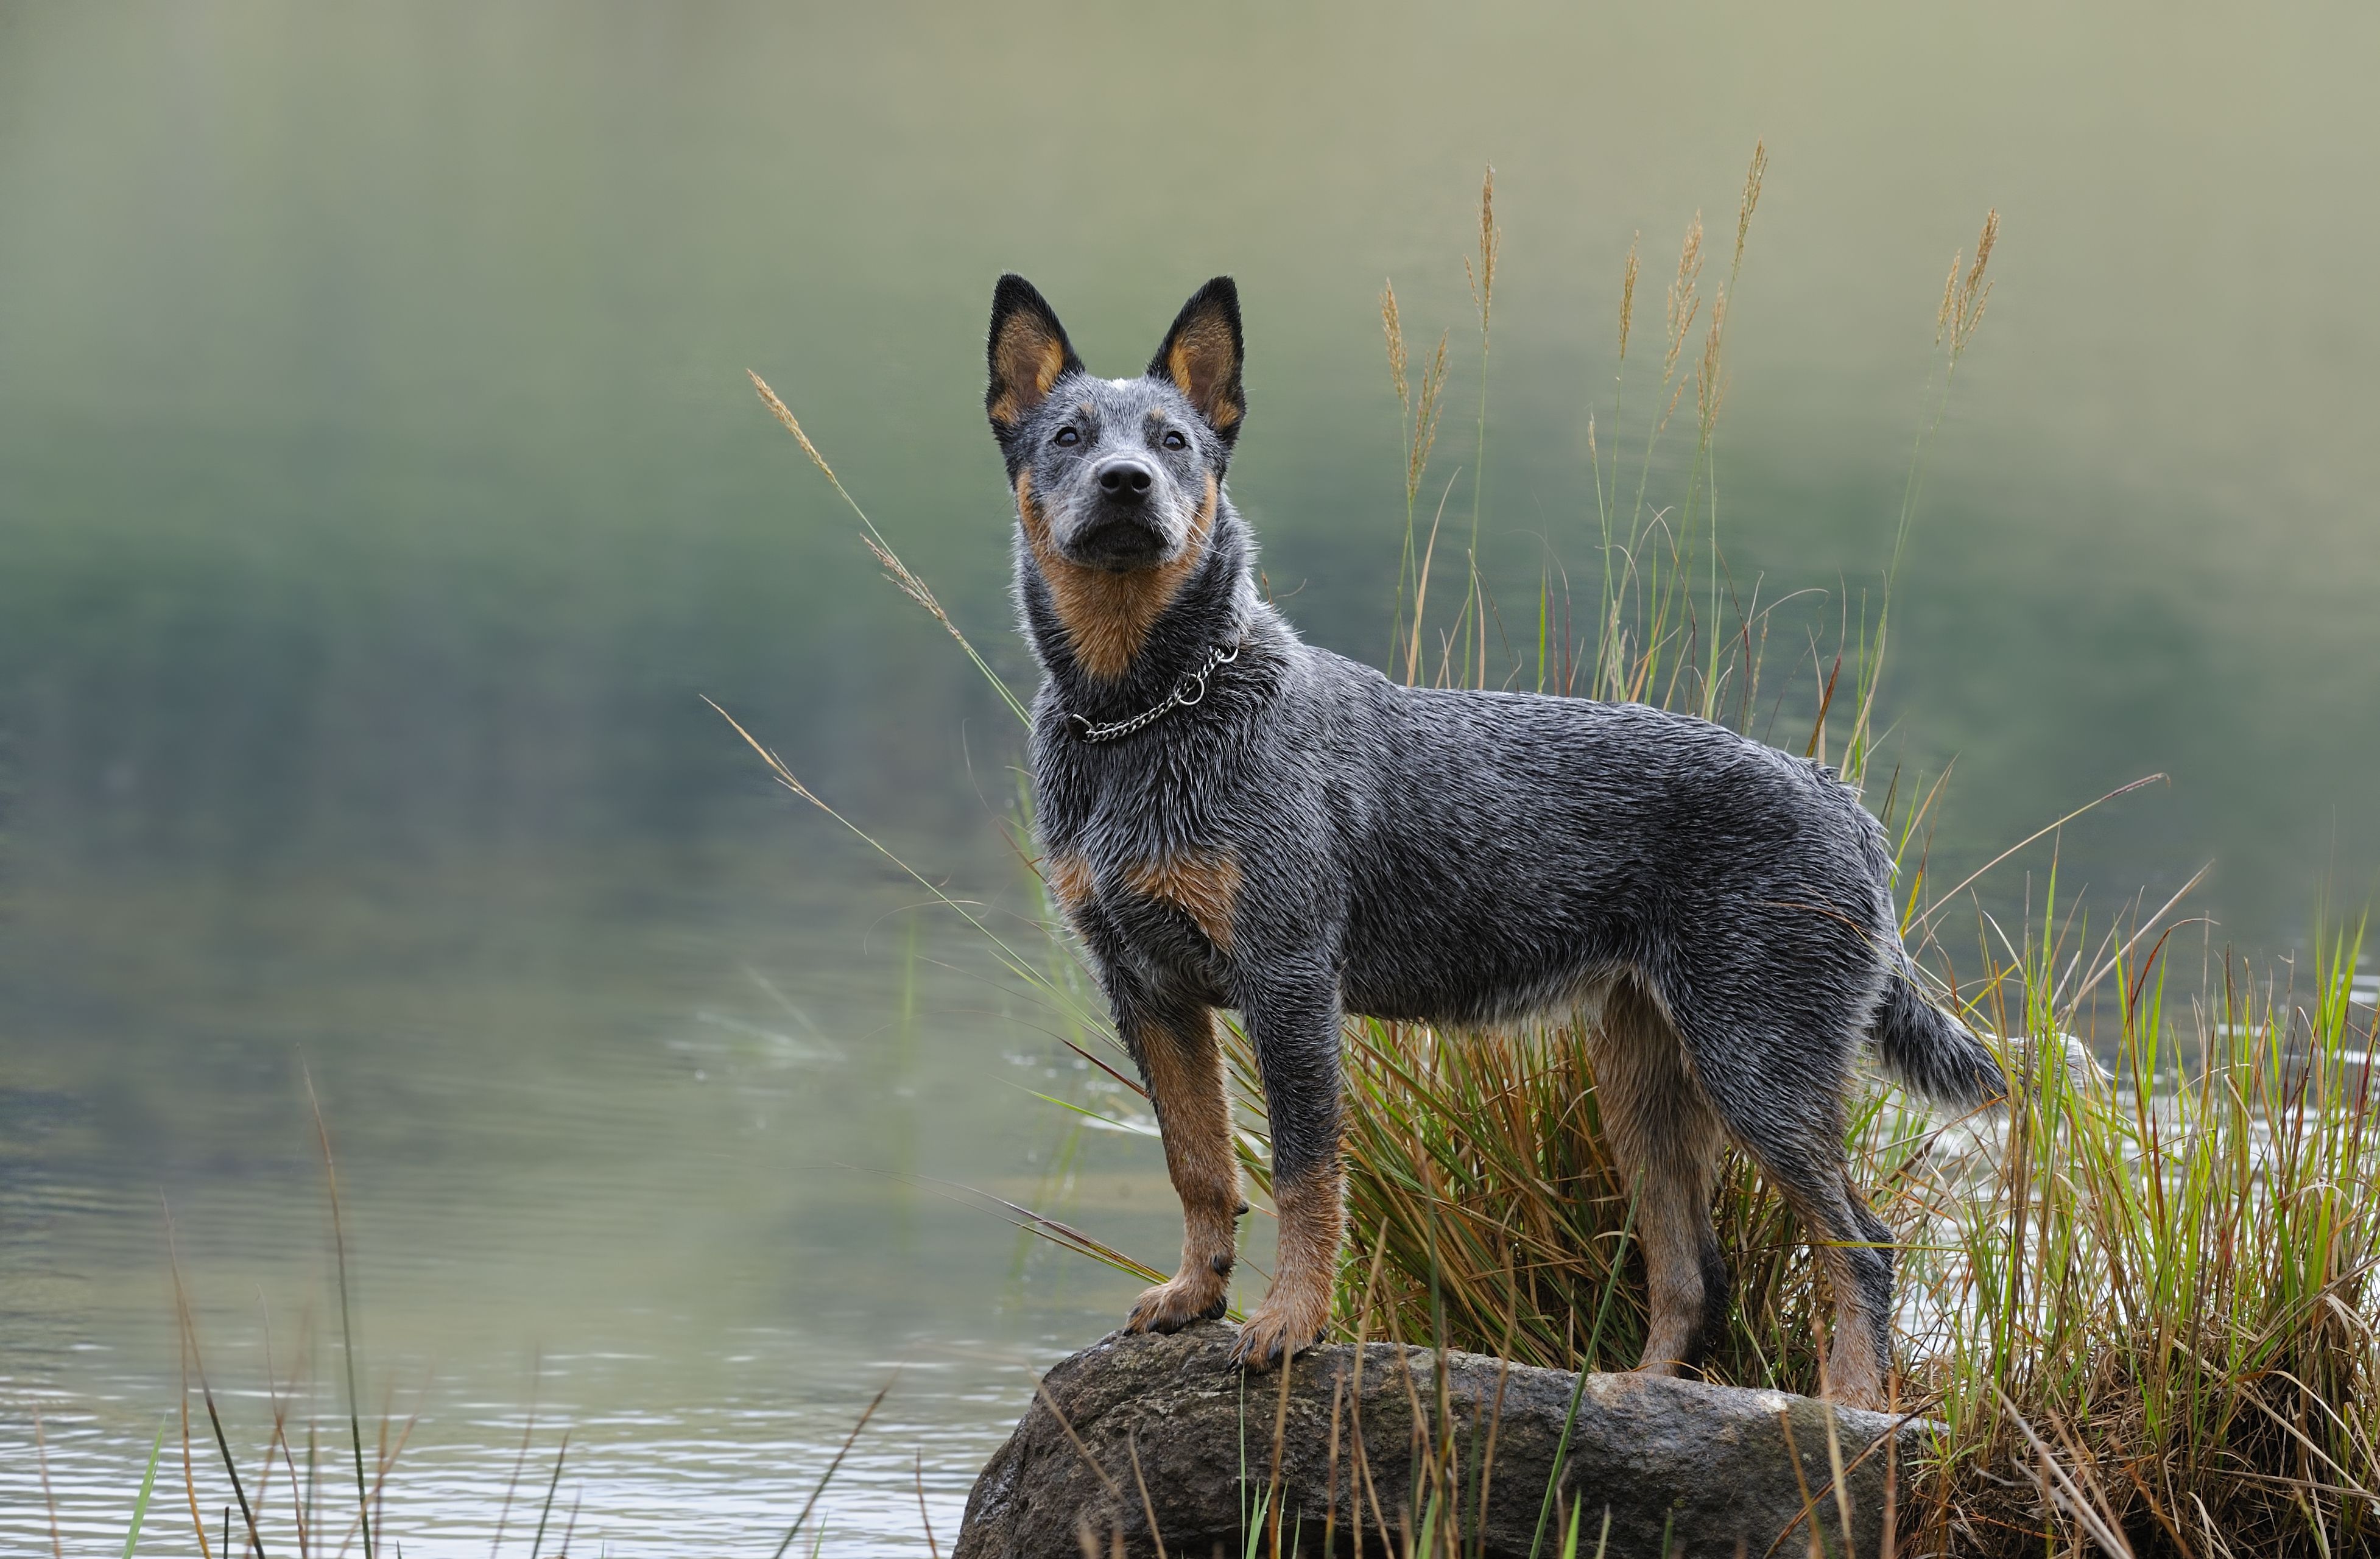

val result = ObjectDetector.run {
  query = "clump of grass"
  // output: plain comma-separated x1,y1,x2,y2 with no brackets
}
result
1906,921,2379,1555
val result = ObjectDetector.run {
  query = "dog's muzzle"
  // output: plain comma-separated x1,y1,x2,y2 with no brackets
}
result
1069,458,1172,569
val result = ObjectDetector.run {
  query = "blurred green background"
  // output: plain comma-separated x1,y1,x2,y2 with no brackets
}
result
2,4,2375,1552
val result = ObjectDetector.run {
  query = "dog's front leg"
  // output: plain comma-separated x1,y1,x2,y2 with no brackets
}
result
1230,972,1345,1369
1120,994,1245,1334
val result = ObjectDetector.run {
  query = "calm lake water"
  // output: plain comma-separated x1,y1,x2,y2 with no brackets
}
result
4,5,2378,1552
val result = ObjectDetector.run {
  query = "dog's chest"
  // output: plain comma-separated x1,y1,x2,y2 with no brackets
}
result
1035,742,1244,966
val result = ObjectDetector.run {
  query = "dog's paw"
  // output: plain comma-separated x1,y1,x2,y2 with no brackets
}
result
1126,1274,1228,1334
1228,1293,1329,1371
1828,1381,1890,1413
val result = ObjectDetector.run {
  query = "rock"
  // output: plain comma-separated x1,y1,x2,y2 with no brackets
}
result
955,1321,1927,1558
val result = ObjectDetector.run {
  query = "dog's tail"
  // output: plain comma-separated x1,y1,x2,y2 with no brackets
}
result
1872,963,2010,1109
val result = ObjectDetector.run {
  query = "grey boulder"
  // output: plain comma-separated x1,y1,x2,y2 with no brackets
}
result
955,1321,1928,1558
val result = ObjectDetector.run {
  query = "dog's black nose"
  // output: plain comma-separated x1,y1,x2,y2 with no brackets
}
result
1096,459,1155,501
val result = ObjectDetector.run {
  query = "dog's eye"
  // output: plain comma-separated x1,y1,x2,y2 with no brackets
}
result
1161,429,1188,451
1053,426,1080,448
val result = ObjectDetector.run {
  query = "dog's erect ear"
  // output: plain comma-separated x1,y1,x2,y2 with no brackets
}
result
1146,276,1244,443
986,274,1082,435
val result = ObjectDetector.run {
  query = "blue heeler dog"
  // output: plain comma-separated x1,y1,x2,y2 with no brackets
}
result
985,273,2006,1409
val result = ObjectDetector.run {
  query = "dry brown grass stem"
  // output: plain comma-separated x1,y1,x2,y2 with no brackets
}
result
748,368,839,488
33,1407,60,1559
1617,233,1641,364
768,1376,896,1559
1733,141,1768,282
1408,333,1449,508
1465,164,1500,333
1403,473,1459,689
177,1285,208,1559
751,364,1029,723
862,535,946,625
1381,278,1449,509
1663,213,1705,386
1125,1437,1166,1559
1937,209,1998,355
1954,209,1998,353
914,1448,942,1559
1697,289,1730,428
487,1355,540,1559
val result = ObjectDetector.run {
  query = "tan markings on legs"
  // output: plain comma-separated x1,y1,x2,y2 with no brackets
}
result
1778,1182,1890,1411
1016,471,1217,681
1125,1007,1244,1334
1588,977,1727,1376
1121,846,1239,951
1234,1161,1343,1368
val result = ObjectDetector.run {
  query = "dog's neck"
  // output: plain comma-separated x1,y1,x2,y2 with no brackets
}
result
1016,504,1258,722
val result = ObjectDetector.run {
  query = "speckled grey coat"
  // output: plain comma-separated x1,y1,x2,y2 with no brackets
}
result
984,273,2004,1408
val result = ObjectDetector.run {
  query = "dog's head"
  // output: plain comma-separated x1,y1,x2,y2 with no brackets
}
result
985,274,1244,574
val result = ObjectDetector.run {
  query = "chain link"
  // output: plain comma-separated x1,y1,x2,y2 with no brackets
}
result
1066,639,1242,744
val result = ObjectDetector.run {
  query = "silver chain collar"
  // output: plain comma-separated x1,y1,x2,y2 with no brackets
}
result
1066,639,1243,744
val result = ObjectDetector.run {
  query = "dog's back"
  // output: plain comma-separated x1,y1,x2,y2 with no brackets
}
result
1297,652,1896,1033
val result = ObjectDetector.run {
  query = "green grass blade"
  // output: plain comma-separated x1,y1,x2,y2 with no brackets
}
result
122,1415,169,1558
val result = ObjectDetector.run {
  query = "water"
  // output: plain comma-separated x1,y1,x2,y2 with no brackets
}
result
4,4,2378,1551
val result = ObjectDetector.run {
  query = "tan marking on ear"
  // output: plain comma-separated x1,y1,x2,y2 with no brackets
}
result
988,317,1069,427
1166,314,1240,427
1165,317,1234,396
1124,1007,1243,1332
1015,470,1218,681
1044,851,1094,916
1123,845,1238,951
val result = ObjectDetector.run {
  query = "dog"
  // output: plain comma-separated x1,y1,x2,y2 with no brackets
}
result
984,272,2006,1409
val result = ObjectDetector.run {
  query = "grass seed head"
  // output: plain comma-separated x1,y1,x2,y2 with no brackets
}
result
1466,163,1500,333
1664,213,1705,385
1697,289,1729,428
1618,232,1641,364
1954,209,1999,354
748,369,838,486
1407,331,1449,507
1732,139,1767,282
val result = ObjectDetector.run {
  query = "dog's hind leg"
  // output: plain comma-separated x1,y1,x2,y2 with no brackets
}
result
1121,996,1246,1334
1589,976,1731,1378
1770,1170,1894,1411
1668,1001,1895,1409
